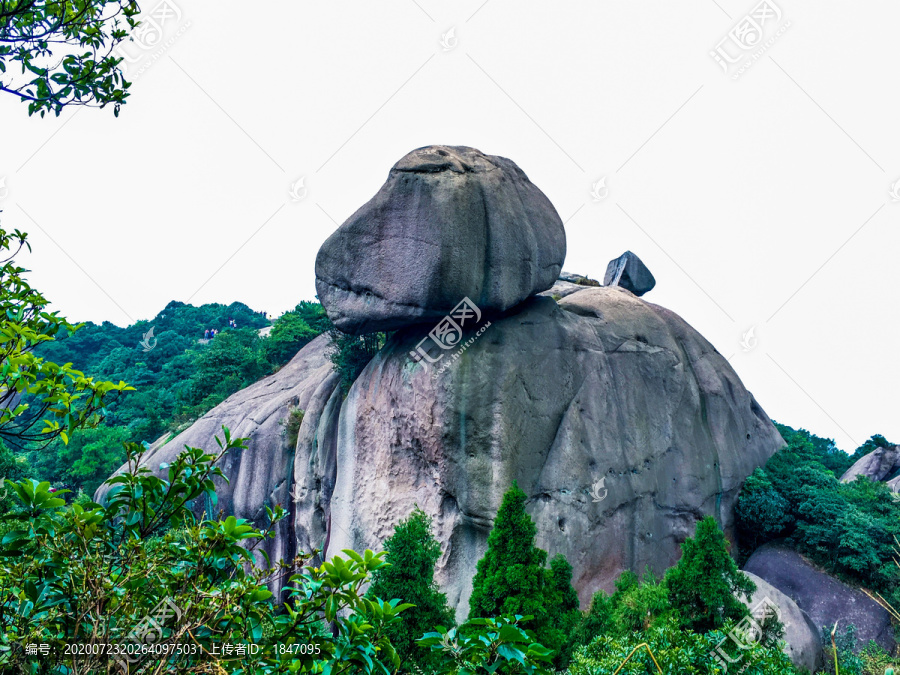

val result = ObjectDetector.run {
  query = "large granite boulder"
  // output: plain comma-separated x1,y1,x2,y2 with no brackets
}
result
325,286,783,618
740,571,823,673
96,334,341,576
840,444,900,483
315,145,566,334
744,543,894,652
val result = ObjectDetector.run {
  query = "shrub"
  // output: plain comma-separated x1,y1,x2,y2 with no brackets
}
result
327,327,388,396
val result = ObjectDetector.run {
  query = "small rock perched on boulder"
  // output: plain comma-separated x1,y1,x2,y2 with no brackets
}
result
315,145,566,334
603,250,655,296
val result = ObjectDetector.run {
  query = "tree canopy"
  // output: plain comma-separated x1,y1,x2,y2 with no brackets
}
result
0,0,140,116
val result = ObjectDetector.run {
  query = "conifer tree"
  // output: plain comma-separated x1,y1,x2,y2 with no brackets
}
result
665,515,756,632
468,482,580,668
366,507,454,667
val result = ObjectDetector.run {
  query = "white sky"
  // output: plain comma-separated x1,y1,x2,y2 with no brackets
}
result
0,0,897,452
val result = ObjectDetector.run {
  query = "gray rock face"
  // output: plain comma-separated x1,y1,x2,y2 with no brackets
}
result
840,444,900,483
740,571,823,673
326,286,782,618
540,279,584,300
744,543,894,653
604,251,656,296
96,334,341,582
97,289,782,622
315,145,566,334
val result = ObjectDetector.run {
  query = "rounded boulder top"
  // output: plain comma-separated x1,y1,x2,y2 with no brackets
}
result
315,145,566,334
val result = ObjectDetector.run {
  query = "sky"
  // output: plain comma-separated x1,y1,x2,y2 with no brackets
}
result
0,0,898,453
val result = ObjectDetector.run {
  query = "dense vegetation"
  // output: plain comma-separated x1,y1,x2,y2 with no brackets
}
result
737,423,900,611
12,299,330,496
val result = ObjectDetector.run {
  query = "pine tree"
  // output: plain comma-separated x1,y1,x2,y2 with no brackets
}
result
366,507,454,667
468,482,549,622
664,516,756,632
468,482,580,668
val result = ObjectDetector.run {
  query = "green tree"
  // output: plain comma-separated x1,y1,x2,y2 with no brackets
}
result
0,226,131,450
366,507,455,669
665,516,755,633
468,482,579,668
567,616,797,675
468,483,549,623
27,424,128,495
263,303,324,369
0,0,140,116
542,554,582,667
736,467,791,554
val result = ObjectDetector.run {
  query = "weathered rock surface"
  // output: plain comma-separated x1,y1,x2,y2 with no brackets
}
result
604,251,655,296
326,286,783,618
97,334,341,576
744,543,894,652
315,145,566,334
840,444,900,483
740,571,823,673
540,279,584,300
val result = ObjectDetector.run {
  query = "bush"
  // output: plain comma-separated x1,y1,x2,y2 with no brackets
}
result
567,616,797,675
283,408,305,449
327,327,388,396
0,428,412,673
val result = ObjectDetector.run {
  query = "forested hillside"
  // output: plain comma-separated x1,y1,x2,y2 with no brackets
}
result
2,300,330,496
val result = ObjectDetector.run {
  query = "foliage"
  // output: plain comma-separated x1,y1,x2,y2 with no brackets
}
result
0,0,140,116
327,327,387,396
0,226,132,450
737,422,900,608
665,516,755,633
25,300,328,458
366,507,455,670
417,616,554,675
263,301,329,370
27,423,127,495
736,467,792,552
0,428,413,673
467,482,580,668
568,567,676,658
283,407,305,450
567,616,798,675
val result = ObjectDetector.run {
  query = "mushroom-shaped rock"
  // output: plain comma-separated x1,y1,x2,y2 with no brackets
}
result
603,250,656,296
739,571,823,674
315,145,566,334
